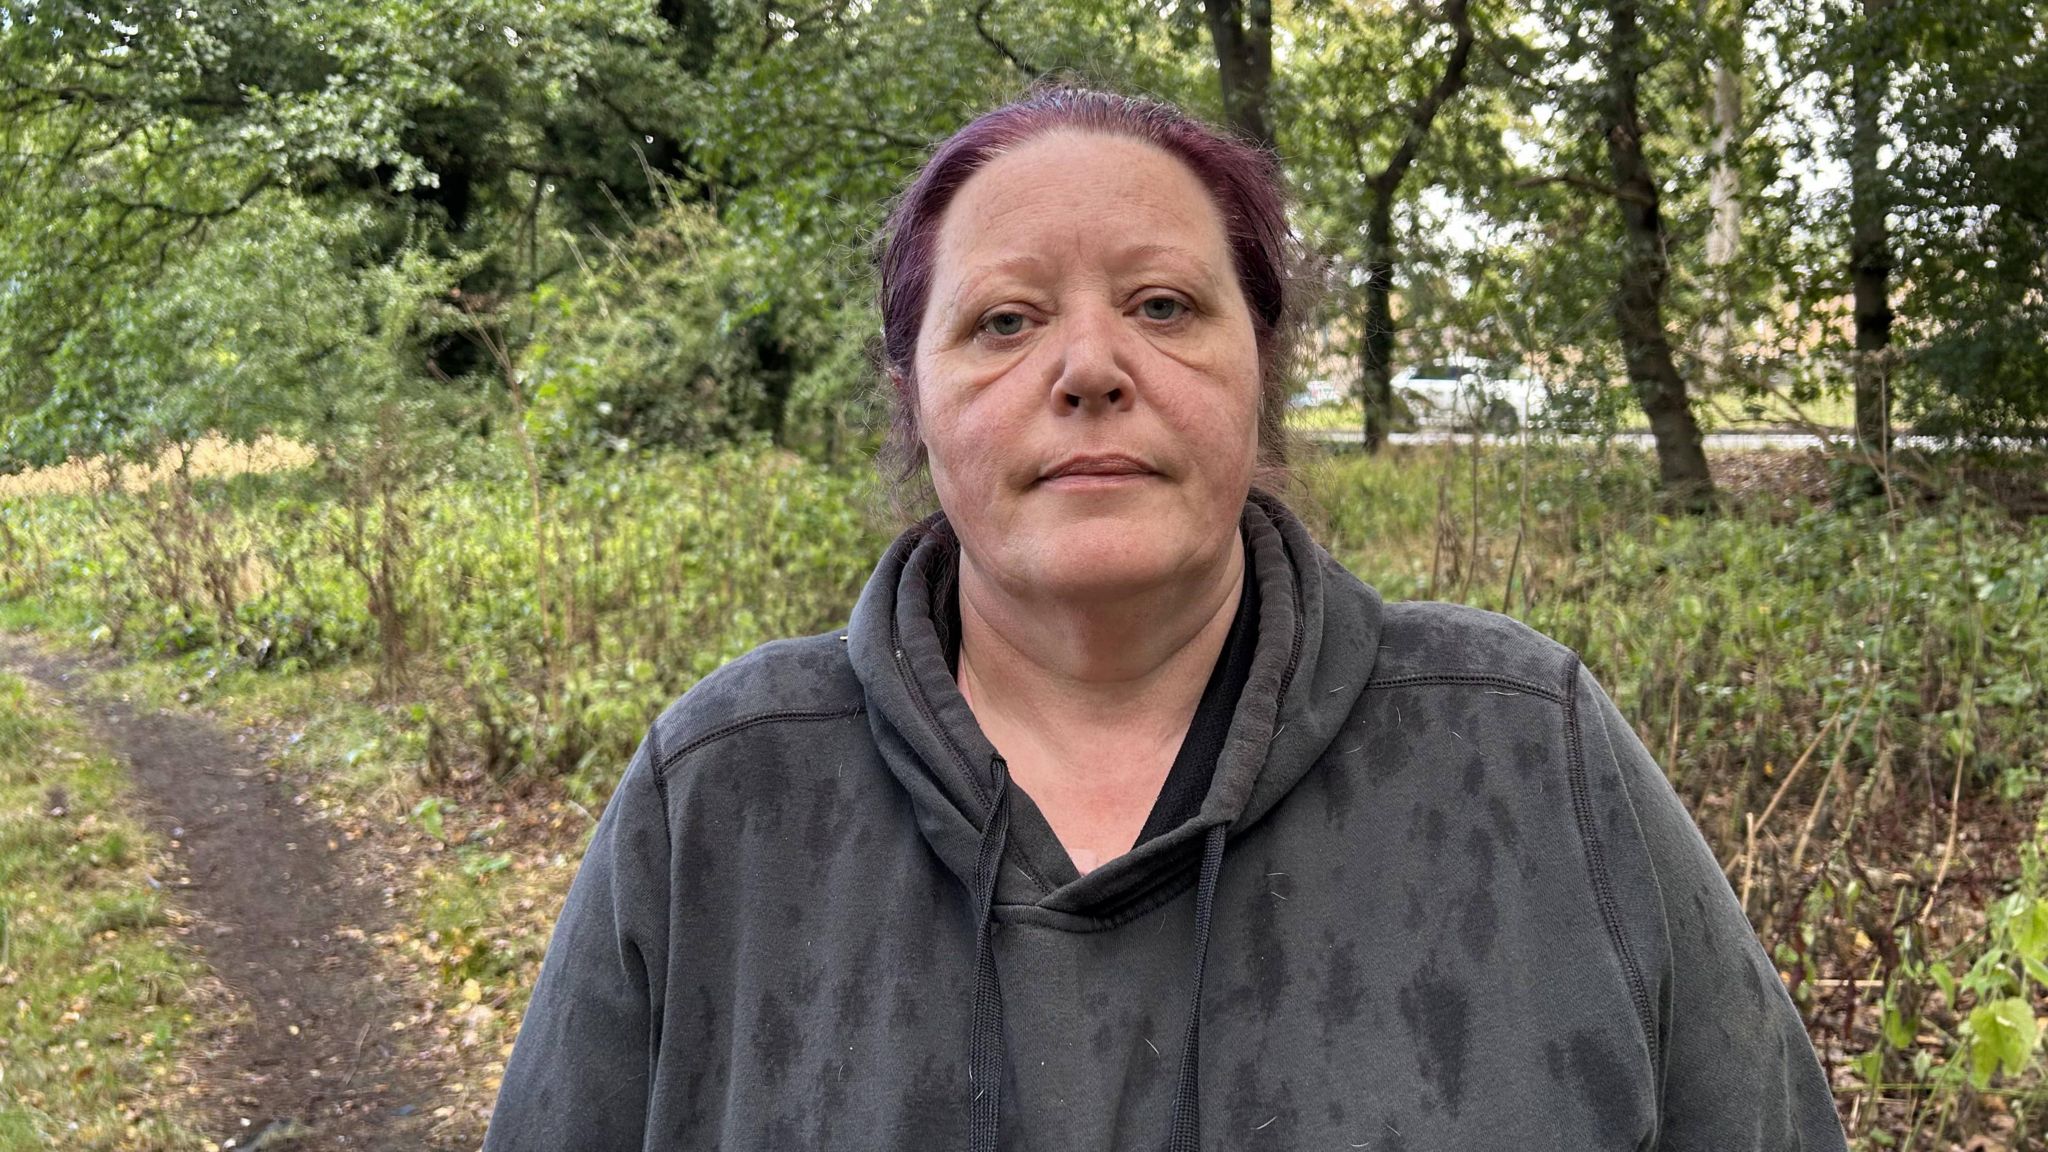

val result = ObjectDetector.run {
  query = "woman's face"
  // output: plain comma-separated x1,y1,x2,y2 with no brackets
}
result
912,131,1261,603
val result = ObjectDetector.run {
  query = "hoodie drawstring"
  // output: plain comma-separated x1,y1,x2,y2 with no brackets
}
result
965,758,1229,1152
1164,823,1227,1152
968,756,1013,1152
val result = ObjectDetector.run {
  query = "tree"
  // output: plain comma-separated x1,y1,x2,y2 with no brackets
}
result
1885,0,2048,439
1598,0,1715,508
1696,0,1747,396
1345,0,1476,453
1201,0,1275,149
1845,0,1896,459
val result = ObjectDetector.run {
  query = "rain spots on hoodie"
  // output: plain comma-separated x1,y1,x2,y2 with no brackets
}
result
1114,1008,1167,1102
760,1114,804,1148
1545,1030,1645,1145
1225,1058,1298,1150
1460,753,1486,797
1412,804,1448,863
816,1048,851,1140
1397,959,1472,1117
798,770,849,871
675,803,725,890
726,764,785,839
1244,855,1291,1017
1365,705,1412,789
1487,794,1522,854
1465,825,1497,881
1082,983,1118,1055
1319,746,1359,830
1439,688,1481,745
899,1056,964,1145
1459,827,1499,961
752,990,802,1088
1691,889,1721,958
889,974,925,1031
1316,930,1366,1041
682,983,728,1121
832,935,878,1034
1512,734,1549,782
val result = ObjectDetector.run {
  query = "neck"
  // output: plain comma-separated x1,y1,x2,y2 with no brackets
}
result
954,531,1245,757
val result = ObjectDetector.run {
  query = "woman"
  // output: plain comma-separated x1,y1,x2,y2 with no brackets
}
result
484,87,1845,1150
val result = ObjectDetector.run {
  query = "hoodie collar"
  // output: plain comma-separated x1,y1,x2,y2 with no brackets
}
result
847,493,1382,923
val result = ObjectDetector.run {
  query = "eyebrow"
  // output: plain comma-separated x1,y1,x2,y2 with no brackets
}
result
945,244,1219,310
1106,242,1216,272
938,254,1049,329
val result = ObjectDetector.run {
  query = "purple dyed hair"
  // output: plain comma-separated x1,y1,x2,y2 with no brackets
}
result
873,85,1307,498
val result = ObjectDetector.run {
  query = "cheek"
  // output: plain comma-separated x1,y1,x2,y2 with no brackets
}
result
914,377,991,499
1193,340,1263,464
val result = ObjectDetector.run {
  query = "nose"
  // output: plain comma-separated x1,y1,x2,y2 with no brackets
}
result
1049,303,1137,414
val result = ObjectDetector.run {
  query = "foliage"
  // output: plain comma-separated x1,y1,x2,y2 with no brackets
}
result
0,444,885,789
1886,3,2048,437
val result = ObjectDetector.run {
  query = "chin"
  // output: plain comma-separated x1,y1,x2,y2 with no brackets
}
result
1004,517,1227,601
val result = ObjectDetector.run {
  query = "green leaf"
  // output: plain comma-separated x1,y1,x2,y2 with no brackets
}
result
1966,997,2040,1089
1929,962,1956,1008
1881,1002,1916,1050
2009,897,2048,964
411,795,446,842
2025,957,2048,990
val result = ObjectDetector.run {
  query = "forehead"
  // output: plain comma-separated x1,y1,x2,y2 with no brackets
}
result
932,131,1232,273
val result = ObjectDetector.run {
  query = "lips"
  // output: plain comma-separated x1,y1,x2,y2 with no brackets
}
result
1037,453,1157,483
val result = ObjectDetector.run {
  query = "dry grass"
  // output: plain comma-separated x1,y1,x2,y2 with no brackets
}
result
0,435,315,500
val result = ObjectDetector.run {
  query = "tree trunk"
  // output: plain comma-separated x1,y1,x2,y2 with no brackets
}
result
1603,0,1716,511
1354,0,1474,454
1361,191,1397,452
1848,0,1894,459
1699,2,1744,394
1202,0,1275,150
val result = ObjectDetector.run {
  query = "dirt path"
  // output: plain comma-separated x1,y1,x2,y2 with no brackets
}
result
1,636,462,1151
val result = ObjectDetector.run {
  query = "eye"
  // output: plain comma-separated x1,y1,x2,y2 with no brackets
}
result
981,311,1028,337
1140,296,1187,322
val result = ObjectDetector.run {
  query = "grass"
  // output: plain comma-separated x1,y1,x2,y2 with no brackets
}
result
0,672,203,1151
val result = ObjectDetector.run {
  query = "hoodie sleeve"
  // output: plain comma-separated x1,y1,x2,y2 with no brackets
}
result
1576,665,1847,1151
483,731,672,1152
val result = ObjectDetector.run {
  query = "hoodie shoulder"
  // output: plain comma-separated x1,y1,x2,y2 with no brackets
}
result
1367,599,1575,696
644,630,866,780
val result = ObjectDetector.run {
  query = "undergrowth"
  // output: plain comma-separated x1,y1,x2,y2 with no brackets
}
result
3,437,2046,1145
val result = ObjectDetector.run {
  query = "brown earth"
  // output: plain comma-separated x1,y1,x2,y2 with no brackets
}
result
1,635,467,1151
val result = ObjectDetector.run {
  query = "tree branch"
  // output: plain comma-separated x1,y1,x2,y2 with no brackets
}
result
1365,0,1476,197
974,0,1040,77
99,172,276,220
1515,170,1652,204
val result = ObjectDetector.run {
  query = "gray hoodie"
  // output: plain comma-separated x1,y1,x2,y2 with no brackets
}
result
484,497,1846,1151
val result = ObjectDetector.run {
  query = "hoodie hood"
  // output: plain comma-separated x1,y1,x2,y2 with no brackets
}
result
847,492,1383,922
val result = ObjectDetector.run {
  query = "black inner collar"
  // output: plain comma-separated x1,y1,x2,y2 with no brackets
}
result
931,537,1259,848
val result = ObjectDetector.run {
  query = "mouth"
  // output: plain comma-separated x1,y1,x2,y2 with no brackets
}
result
1036,453,1159,486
